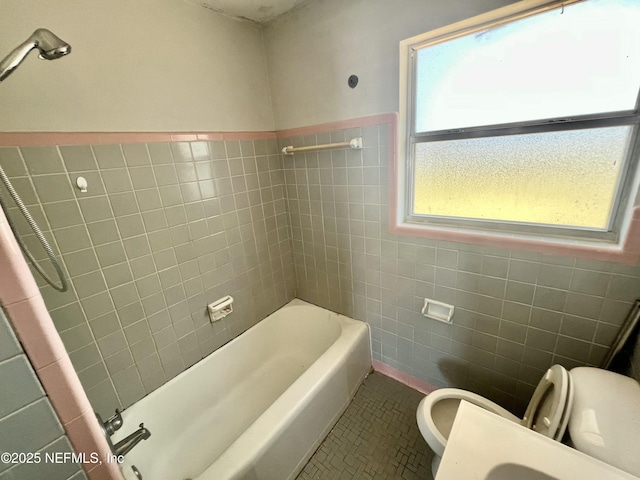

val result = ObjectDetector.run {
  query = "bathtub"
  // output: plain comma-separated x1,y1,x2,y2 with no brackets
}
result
113,299,371,480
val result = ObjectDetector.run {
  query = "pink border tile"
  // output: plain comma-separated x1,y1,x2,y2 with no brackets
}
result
196,132,224,142
86,462,124,480
0,205,122,479
65,411,122,479
37,355,94,424
372,360,437,396
0,210,41,305
389,219,640,263
0,130,276,147
3,296,69,369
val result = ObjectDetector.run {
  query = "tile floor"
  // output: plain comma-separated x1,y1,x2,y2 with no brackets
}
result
296,372,434,480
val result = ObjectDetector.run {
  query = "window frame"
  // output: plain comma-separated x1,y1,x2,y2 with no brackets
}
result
396,0,640,249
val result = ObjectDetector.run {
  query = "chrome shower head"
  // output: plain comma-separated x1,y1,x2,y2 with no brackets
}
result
33,29,71,60
0,28,71,82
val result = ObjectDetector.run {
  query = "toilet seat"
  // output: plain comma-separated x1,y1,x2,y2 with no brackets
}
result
521,364,573,441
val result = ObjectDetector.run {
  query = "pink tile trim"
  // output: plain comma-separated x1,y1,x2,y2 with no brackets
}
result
196,132,224,141
86,462,124,480
389,209,640,264
37,355,94,424
372,360,437,396
276,113,398,139
3,296,69,369
0,210,41,305
0,130,276,147
0,204,122,479
65,411,123,480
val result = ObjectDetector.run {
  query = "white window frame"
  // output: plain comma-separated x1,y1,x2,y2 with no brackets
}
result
395,0,640,260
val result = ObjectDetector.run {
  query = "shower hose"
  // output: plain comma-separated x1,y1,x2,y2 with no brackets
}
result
0,165,67,292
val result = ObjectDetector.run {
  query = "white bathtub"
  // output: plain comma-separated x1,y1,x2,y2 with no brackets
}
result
113,299,371,480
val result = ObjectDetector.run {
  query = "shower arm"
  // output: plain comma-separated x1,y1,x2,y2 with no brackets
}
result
0,41,38,81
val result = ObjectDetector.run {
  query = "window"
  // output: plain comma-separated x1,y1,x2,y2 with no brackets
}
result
397,0,640,250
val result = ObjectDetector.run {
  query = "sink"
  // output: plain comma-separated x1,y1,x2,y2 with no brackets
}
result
436,401,639,480
486,463,556,480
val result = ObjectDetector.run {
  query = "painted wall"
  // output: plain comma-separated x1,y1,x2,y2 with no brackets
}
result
263,0,517,130
0,0,274,132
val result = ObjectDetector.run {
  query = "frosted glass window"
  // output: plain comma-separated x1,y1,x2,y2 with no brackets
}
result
405,0,640,238
413,127,632,229
415,0,640,133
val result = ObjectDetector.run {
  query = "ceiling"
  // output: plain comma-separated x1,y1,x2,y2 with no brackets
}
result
189,0,310,24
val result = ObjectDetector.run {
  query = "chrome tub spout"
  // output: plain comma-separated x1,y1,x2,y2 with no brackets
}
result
113,423,151,457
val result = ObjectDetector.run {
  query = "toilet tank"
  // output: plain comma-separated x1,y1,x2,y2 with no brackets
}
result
568,367,640,477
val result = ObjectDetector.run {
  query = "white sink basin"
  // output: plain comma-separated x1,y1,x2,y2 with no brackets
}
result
486,463,556,480
436,401,639,480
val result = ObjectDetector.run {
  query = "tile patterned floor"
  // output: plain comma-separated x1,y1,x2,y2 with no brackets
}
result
296,372,435,480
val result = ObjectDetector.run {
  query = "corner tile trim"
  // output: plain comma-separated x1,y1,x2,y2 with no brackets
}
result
372,360,437,396
0,130,276,147
0,208,122,480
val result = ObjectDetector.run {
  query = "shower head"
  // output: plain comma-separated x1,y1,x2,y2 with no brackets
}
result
0,28,71,82
33,28,71,60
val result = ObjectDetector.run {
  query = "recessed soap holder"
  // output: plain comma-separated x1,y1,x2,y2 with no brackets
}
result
421,298,454,324
208,295,234,322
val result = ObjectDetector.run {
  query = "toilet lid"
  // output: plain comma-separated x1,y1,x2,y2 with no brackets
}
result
521,364,572,440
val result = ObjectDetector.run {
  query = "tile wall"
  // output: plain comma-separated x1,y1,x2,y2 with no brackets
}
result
2,118,640,420
0,138,295,418
279,119,640,414
0,308,86,480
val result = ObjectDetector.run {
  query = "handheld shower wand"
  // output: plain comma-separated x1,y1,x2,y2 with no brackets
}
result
0,28,71,82
0,28,71,291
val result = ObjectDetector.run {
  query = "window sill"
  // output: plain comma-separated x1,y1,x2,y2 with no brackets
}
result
389,109,640,264
389,206,640,264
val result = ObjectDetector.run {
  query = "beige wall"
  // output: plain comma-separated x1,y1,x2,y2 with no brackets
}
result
0,0,522,132
263,0,517,130
0,0,274,132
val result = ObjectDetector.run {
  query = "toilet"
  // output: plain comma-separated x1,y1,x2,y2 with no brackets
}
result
417,364,640,478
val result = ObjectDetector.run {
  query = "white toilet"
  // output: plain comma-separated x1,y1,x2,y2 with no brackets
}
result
417,364,640,478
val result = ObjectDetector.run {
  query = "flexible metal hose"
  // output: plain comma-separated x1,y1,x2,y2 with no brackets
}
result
0,165,67,292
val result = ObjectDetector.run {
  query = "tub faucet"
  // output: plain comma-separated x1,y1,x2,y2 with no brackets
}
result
102,409,123,435
113,423,151,457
